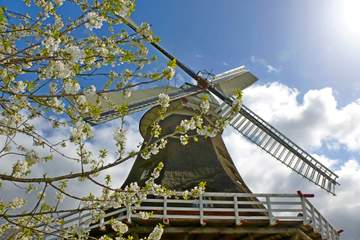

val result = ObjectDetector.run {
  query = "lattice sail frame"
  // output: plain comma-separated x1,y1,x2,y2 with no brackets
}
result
217,101,339,194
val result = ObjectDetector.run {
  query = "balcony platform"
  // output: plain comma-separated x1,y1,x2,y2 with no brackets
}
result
47,192,340,240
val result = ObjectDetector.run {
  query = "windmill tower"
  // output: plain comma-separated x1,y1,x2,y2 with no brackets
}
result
122,74,256,194
57,18,342,240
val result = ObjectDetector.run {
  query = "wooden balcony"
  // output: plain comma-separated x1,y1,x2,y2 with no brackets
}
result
46,192,340,240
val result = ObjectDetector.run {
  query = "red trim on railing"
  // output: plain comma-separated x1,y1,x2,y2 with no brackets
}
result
297,190,314,198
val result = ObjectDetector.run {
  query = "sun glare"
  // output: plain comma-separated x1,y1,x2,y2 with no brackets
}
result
340,0,360,35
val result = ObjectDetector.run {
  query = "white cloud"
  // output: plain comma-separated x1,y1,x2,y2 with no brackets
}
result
250,56,281,73
224,131,360,240
243,82,360,151
222,82,360,240
0,116,142,211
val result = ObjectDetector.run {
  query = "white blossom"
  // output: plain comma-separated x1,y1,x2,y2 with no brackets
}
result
189,184,206,198
71,122,93,143
200,97,210,114
151,122,161,138
76,95,89,113
96,46,109,56
141,149,151,160
139,23,153,41
197,126,218,138
84,85,97,97
54,0,64,6
98,236,112,240
163,66,175,80
150,145,159,155
76,95,87,105
49,82,57,95
12,81,27,93
114,128,126,156
114,0,132,17
182,190,190,199
158,139,167,149
231,98,242,113
65,45,85,63
124,89,131,98
50,97,64,111
194,115,203,128
12,161,29,177
123,69,132,82
139,211,150,220
44,61,73,79
36,0,54,14
180,119,196,132
42,36,61,52
84,12,105,30
180,134,189,145
63,79,80,94
151,169,160,179
147,224,164,240
10,197,25,209
158,93,170,109
111,219,128,234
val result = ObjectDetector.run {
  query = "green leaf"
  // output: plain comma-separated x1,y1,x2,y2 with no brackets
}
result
0,7,6,24
167,59,177,68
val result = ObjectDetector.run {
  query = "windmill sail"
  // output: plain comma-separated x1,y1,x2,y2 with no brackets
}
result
218,102,339,194
82,85,204,125
80,65,255,125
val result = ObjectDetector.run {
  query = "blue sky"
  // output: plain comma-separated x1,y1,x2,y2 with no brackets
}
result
133,0,360,105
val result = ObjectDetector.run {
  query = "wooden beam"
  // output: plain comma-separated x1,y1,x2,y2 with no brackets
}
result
297,230,313,240
254,233,288,240
243,234,255,240
291,234,301,240
128,226,299,235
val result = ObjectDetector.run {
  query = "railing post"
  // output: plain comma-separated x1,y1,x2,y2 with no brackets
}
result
163,196,169,224
100,215,104,230
336,230,341,240
318,214,323,237
266,196,276,225
127,205,132,224
199,194,205,226
311,204,316,231
300,196,309,224
234,195,240,226
78,211,82,229
326,222,330,240
330,229,335,240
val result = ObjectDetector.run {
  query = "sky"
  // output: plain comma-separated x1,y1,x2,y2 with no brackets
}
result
1,1,360,239
133,0,360,104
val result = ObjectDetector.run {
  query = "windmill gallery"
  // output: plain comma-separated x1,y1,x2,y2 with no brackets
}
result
48,18,341,240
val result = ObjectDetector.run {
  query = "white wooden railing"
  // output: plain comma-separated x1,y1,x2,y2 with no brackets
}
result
44,192,340,240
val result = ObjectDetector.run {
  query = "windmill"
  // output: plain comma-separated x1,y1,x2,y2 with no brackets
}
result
83,18,339,196
68,18,341,240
